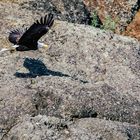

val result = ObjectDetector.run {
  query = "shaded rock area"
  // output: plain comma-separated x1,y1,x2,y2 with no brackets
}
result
20,0,92,24
0,1,140,140
1,0,140,40
18,0,140,40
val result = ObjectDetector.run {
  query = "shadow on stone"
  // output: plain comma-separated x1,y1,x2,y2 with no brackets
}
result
71,109,98,119
14,58,88,83
14,58,70,78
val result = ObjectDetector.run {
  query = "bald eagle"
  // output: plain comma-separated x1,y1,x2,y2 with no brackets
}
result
0,13,54,52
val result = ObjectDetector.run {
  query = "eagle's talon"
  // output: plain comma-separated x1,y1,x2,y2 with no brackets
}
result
10,49,16,53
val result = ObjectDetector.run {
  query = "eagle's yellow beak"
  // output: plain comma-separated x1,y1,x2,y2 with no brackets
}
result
43,44,48,48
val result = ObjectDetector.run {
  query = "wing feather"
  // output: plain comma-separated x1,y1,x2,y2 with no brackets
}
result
36,20,40,24
8,29,24,44
46,13,54,27
40,17,43,24
44,15,47,24
17,13,54,49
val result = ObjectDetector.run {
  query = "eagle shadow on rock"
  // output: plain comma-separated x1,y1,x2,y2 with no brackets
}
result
14,58,70,78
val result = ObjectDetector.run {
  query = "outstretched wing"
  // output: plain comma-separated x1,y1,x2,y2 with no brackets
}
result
8,29,25,44
17,13,54,48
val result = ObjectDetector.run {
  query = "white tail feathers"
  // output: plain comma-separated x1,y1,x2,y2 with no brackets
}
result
0,48,10,53
0,45,18,54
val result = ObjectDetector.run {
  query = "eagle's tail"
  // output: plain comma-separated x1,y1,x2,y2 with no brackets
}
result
0,48,15,53
0,48,10,53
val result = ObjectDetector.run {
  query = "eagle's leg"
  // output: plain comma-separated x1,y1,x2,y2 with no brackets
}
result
10,48,16,53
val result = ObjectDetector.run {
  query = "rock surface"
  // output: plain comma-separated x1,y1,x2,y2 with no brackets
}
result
84,0,140,33
124,9,140,40
4,115,140,140
1,0,140,40
20,0,92,24
0,1,140,140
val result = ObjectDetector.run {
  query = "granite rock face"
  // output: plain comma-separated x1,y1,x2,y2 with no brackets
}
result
0,1,140,140
4,115,140,140
20,0,140,35
21,0,92,24
1,0,140,40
